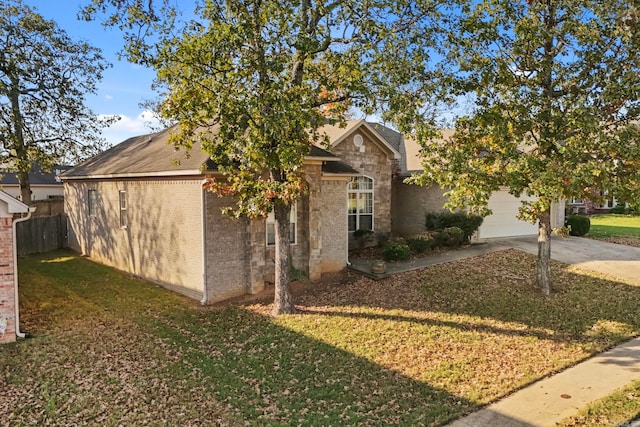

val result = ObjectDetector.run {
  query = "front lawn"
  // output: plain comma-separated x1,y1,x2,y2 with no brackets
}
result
588,214,640,247
2,249,640,425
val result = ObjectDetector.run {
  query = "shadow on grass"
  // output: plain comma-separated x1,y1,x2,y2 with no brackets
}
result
3,250,521,426
289,249,640,346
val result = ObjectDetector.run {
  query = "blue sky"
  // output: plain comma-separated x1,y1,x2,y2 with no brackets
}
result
23,1,161,146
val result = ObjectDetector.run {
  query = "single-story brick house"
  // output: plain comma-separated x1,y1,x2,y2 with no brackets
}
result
62,120,564,303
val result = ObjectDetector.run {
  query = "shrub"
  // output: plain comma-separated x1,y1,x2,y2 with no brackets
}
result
353,228,374,239
610,204,627,214
382,241,411,261
425,211,484,241
353,228,375,248
567,215,591,236
406,235,435,253
443,226,465,247
430,231,448,248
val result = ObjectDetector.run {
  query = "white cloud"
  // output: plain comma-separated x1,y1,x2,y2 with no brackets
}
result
98,110,163,146
104,94,114,100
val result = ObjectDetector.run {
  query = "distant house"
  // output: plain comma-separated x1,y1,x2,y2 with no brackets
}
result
566,192,628,215
0,165,72,201
62,121,563,303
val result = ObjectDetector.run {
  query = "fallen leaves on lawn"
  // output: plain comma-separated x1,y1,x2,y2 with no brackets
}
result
4,249,640,426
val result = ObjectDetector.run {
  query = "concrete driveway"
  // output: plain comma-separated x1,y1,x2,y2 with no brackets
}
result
496,235,640,286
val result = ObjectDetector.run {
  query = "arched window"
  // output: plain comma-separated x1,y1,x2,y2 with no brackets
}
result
348,176,374,232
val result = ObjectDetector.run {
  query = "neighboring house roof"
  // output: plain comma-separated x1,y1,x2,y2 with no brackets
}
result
62,126,358,180
0,164,73,186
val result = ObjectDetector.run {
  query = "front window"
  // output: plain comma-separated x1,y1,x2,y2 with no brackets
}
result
266,204,296,246
348,176,374,232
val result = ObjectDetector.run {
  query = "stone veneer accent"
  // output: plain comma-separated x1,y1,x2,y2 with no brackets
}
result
329,130,394,247
0,217,15,343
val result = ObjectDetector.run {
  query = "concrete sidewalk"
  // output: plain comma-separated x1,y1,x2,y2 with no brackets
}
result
447,337,640,427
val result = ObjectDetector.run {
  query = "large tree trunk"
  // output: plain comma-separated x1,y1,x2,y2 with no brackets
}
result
272,203,296,315
536,209,552,296
18,171,32,204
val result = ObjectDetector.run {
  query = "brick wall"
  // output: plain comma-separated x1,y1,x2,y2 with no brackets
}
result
65,178,205,300
391,179,448,237
0,217,15,343
203,192,252,303
320,178,348,272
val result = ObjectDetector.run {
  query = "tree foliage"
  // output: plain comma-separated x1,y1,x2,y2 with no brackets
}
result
83,0,448,313
412,0,640,294
0,0,116,203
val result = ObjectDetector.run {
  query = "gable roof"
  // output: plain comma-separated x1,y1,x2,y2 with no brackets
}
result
0,164,72,186
318,120,402,160
401,129,456,175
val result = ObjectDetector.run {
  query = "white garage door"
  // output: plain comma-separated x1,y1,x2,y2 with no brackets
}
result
478,191,538,239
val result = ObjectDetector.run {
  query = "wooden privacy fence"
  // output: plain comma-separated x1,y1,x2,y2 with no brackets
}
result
16,213,68,256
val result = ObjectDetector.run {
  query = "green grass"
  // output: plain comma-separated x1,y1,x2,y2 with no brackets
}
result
557,379,640,426
3,249,640,425
588,214,640,239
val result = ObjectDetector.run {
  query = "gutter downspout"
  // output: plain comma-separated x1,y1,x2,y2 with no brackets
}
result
200,187,208,305
13,206,35,339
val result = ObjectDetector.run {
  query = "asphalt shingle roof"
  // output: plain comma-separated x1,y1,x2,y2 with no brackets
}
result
0,164,72,186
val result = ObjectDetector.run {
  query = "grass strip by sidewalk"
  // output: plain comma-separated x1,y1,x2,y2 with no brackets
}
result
2,249,640,425
557,378,640,426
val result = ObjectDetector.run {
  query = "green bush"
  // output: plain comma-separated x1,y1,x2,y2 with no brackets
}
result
406,236,435,253
567,215,591,236
353,228,375,248
425,211,484,241
382,241,411,261
443,226,465,247
353,228,374,238
610,205,627,214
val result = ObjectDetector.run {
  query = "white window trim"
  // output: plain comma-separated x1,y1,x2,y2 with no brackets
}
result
266,203,297,246
347,175,375,232
119,190,128,229
88,189,98,217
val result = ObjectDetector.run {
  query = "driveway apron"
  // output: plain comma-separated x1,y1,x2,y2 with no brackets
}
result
499,235,640,286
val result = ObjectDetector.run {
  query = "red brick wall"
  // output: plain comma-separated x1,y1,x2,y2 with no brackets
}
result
0,217,15,343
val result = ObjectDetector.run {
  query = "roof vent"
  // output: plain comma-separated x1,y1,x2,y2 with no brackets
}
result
353,134,365,153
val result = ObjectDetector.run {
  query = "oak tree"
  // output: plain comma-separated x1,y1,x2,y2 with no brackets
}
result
0,0,115,203
83,0,447,314
413,0,640,294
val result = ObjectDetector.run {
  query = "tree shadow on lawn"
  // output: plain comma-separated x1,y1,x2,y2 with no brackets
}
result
288,249,640,347
234,248,640,417
11,251,501,426
149,306,477,426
